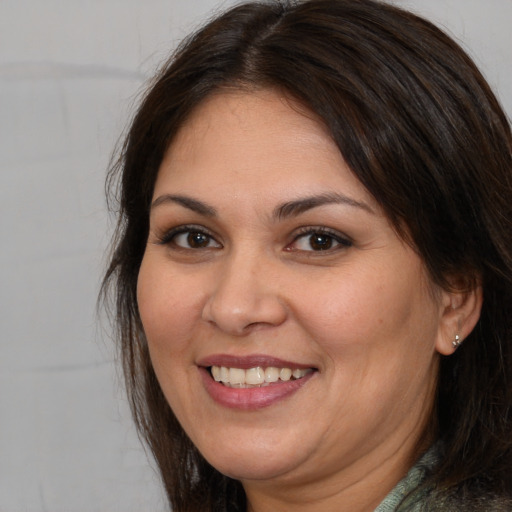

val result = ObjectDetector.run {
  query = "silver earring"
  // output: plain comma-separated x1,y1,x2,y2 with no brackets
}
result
452,334,462,348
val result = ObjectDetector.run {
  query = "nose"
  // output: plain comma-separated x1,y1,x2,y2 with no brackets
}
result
201,251,287,335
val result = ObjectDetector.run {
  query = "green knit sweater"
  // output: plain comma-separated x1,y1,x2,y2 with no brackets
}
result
374,446,512,511
375,447,437,511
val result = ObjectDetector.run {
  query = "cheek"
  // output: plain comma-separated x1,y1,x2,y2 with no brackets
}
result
294,267,440,429
136,257,207,417
292,262,439,357
136,256,204,357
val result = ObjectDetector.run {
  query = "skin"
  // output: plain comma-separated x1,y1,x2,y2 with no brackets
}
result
137,89,480,511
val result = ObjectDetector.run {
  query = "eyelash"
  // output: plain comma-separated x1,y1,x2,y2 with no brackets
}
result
288,227,353,253
156,225,221,249
156,225,352,253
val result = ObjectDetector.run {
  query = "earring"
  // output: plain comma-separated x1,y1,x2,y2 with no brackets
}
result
452,334,462,349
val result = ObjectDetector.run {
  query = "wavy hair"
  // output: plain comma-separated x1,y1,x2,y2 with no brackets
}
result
102,1,512,509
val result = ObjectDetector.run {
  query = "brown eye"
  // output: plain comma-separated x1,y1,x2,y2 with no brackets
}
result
308,233,334,251
290,229,352,252
169,229,221,249
187,231,210,248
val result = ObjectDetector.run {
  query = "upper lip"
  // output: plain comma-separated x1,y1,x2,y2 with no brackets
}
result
197,353,317,370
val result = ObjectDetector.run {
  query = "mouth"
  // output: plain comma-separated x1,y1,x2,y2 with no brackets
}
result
209,365,315,388
198,356,318,409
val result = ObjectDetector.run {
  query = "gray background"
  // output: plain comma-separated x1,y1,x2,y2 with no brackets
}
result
1,1,510,511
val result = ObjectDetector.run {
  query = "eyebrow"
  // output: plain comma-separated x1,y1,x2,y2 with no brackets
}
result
274,192,375,220
150,191,375,219
151,194,217,217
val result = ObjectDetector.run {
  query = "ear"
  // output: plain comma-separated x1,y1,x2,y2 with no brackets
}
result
435,284,483,356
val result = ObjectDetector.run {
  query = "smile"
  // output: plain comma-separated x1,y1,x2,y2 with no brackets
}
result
199,357,317,409
210,366,313,388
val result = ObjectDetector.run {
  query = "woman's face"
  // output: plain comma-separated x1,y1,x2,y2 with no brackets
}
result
137,90,450,495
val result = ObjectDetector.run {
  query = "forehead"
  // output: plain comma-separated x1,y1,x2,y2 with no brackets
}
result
155,89,377,212
164,89,332,164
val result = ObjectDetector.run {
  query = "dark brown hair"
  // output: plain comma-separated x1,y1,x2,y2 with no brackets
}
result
102,0,512,509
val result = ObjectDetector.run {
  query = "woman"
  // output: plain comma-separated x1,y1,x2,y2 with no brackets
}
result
102,0,512,510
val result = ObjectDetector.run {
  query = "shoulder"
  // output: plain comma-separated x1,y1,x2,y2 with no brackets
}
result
419,492,512,511
381,444,512,512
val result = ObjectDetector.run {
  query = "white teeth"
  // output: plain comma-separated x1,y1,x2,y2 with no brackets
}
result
210,365,312,387
211,366,221,381
292,368,304,379
229,368,245,385
220,366,229,382
246,367,265,385
264,367,279,383
280,368,292,381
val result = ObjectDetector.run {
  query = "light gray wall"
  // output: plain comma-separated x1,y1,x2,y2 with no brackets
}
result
1,1,510,511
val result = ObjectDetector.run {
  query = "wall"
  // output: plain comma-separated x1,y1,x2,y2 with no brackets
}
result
0,1,510,511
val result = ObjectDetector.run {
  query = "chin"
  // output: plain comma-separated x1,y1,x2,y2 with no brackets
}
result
196,434,310,482
212,457,297,482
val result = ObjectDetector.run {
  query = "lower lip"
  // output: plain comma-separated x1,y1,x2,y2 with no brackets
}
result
199,367,315,410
